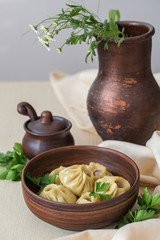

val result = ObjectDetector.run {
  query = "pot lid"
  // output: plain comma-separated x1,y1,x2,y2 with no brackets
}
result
17,102,67,135
27,111,66,134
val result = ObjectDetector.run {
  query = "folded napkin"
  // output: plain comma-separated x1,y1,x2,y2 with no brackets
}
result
99,131,160,187
56,219,160,240
50,70,160,240
50,69,98,134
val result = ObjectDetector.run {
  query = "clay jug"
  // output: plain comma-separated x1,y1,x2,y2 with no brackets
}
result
87,21,160,145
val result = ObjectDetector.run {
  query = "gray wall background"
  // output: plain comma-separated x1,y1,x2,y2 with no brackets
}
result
0,0,159,81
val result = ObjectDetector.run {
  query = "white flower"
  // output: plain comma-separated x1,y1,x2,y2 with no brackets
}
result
37,36,50,51
29,24,38,34
40,25,48,33
46,33,56,42
37,36,44,44
44,44,50,51
57,48,62,53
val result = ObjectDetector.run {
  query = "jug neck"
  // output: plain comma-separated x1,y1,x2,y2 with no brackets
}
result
97,21,154,76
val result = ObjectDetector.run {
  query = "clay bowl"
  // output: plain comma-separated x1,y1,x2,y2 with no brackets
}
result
22,145,139,231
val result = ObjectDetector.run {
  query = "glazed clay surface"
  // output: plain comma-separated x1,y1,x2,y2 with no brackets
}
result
87,21,160,145
22,146,139,230
18,102,74,159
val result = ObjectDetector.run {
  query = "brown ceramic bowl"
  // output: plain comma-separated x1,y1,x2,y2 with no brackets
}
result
22,145,139,230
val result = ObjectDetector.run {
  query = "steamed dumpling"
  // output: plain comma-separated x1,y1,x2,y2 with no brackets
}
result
59,165,94,197
89,162,112,180
95,176,130,198
108,176,131,196
39,184,77,203
95,177,118,198
76,192,101,204
49,166,65,184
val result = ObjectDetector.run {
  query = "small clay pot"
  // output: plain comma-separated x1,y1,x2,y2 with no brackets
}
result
17,102,74,159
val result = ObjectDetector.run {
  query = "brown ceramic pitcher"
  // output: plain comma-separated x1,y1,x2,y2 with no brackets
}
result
87,21,160,145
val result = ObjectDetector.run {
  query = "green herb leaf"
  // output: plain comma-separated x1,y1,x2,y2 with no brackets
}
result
0,143,28,181
89,181,111,201
117,188,160,229
49,174,56,183
26,172,41,185
99,194,111,201
13,143,24,155
104,42,109,50
39,173,50,185
0,169,9,179
6,170,17,180
143,187,152,206
0,151,13,166
134,209,156,222
150,193,160,211
29,4,126,62
89,192,99,198
11,164,25,170
109,9,120,22
138,187,160,211
96,182,110,192
26,172,57,195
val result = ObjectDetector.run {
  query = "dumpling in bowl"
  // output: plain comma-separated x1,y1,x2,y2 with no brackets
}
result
95,176,130,198
76,192,101,204
107,176,131,196
39,184,77,203
89,162,112,180
59,165,94,197
49,166,65,184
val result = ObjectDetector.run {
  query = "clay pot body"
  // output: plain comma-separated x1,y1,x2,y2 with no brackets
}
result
22,120,74,159
87,21,160,145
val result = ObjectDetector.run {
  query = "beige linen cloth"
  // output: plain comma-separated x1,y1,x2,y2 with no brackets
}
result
50,70,160,240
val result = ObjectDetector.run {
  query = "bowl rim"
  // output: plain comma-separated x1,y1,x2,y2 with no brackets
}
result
22,145,140,211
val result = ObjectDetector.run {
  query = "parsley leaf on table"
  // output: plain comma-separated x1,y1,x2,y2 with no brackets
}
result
138,187,160,211
116,188,160,228
0,143,28,181
133,209,156,222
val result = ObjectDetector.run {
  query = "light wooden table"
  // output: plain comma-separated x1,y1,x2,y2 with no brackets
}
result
0,80,160,240
0,81,101,240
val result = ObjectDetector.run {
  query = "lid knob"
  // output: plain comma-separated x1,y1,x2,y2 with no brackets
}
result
18,102,67,135
40,111,53,124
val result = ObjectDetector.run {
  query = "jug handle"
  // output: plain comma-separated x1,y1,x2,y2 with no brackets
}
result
17,102,38,121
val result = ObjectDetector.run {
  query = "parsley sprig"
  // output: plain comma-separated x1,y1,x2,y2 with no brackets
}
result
29,4,126,62
26,172,56,194
117,188,160,228
0,143,28,181
89,182,111,201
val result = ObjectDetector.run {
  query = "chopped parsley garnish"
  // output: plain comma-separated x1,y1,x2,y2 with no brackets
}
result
89,182,111,201
26,172,56,194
